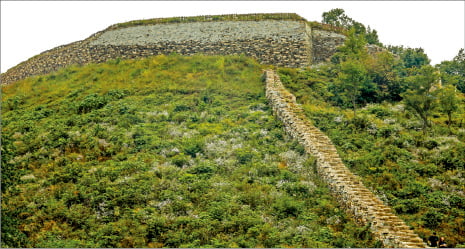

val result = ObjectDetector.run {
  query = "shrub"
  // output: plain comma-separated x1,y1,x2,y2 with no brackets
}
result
183,138,204,158
366,105,392,118
351,115,370,130
421,209,443,229
434,143,465,170
423,139,439,150
411,163,438,177
449,194,465,209
4,95,26,111
272,196,303,219
235,148,258,165
187,162,215,179
76,94,108,114
393,198,423,214
171,153,190,167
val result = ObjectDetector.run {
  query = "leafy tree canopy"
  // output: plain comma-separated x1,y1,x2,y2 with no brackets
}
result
386,45,431,69
402,65,440,134
437,48,465,93
322,8,382,46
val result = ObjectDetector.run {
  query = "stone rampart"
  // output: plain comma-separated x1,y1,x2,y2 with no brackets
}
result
264,69,427,248
312,29,346,64
2,18,316,85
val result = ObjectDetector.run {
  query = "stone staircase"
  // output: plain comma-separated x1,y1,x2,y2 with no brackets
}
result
264,69,427,248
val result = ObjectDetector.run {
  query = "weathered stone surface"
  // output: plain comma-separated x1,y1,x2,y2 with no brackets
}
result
264,69,427,248
311,29,346,64
89,20,306,45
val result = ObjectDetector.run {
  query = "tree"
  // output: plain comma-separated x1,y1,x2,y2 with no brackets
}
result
438,84,459,133
437,48,465,93
365,50,404,102
337,59,369,118
322,8,381,45
386,45,431,69
365,26,380,45
331,28,368,64
402,65,440,134
322,8,353,28
331,27,376,116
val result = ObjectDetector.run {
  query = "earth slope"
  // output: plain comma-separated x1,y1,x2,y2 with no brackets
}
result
1,55,377,247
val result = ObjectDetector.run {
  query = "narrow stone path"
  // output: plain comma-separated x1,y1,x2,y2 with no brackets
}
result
264,69,427,248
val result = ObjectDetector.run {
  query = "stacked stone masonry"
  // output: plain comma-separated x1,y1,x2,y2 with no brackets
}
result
1,17,344,85
311,29,346,64
264,69,427,248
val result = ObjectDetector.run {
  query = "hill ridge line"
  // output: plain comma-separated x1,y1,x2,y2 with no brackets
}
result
264,69,427,248
1,13,346,85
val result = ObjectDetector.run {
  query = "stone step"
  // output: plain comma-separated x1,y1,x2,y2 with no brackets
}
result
265,70,425,248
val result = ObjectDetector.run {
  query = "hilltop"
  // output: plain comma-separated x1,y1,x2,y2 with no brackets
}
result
2,11,465,248
1,13,346,85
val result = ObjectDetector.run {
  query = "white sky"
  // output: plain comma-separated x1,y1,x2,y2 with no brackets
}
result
1,1,464,73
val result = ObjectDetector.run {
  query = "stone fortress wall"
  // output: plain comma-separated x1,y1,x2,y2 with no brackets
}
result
1,14,344,85
264,69,427,248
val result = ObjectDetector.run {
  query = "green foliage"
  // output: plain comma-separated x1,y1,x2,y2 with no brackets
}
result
337,59,371,117
331,28,368,64
387,45,431,69
322,8,353,29
322,8,382,45
1,55,377,248
422,209,444,229
366,51,405,101
272,196,303,219
402,65,440,134
437,48,465,93
438,84,460,132
434,143,465,170
282,61,465,247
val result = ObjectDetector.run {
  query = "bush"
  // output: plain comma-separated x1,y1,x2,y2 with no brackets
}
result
434,143,465,170
351,115,370,130
393,198,422,214
421,209,443,229
171,153,190,167
183,138,204,158
235,148,258,165
411,163,438,177
272,196,303,219
188,162,215,179
423,139,439,150
76,94,108,114
366,105,392,118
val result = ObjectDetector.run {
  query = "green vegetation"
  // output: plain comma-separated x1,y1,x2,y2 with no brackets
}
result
321,8,381,45
307,21,346,35
3,9,464,248
278,41,465,246
402,65,441,134
2,55,378,248
437,48,465,94
387,45,431,69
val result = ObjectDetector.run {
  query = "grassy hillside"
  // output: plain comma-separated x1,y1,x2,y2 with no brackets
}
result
278,66,465,247
1,55,377,248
